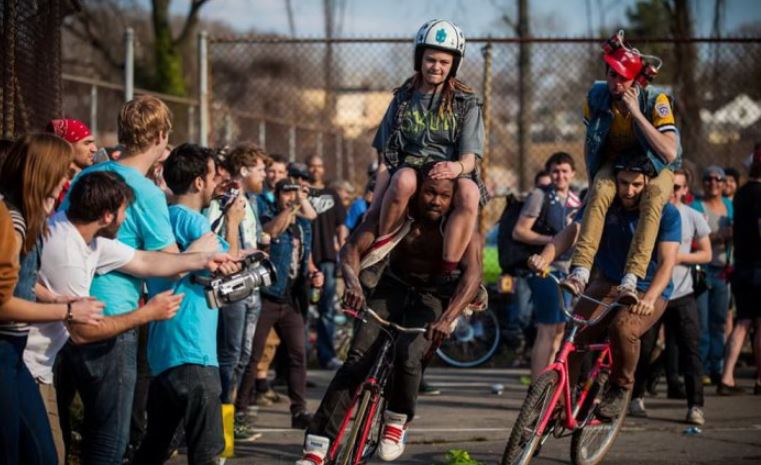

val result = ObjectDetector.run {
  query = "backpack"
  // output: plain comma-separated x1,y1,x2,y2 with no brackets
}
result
497,189,555,275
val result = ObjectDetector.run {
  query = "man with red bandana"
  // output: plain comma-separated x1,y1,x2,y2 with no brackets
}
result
560,30,682,312
47,118,98,204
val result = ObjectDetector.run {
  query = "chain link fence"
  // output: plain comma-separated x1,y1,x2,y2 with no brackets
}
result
0,0,74,138
207,35,761,227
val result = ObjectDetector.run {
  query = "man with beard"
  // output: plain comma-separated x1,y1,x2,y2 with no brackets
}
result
23,171,234,463
297,164,483,464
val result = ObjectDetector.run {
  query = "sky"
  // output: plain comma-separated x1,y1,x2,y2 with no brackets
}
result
169,0,761,37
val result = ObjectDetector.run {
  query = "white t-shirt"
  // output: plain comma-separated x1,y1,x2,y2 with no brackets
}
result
670,203,711,300
23,212,135,383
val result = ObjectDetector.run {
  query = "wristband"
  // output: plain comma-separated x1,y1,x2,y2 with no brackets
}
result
66,302,74,324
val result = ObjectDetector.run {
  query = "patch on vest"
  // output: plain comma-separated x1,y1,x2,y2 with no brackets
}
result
655,102,670,117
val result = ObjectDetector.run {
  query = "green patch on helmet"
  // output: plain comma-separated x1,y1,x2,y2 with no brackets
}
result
435,28,447,44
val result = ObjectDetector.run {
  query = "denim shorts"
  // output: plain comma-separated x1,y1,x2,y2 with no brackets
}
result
528,272,571,325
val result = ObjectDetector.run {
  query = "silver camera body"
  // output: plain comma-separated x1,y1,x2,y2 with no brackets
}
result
194,252,277,308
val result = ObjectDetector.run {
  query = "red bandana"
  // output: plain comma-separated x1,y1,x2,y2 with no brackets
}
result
47,119,92,144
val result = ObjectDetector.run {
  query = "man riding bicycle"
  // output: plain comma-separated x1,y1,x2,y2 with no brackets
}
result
529,155,680,420
296,164,482,464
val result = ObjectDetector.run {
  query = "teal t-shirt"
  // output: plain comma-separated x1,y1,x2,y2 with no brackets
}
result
145,204,228,376
61,161,175,316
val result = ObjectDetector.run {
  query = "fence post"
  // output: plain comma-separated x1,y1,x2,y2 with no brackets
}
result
288,126,296,162
480,42,493,234
223,113,233,145
90,84,98,138
346,137,354,184
335,132,343,179
316,131,323,159
258,121,266,149
198,31,209,146
124,28,134,101
188,106,196,143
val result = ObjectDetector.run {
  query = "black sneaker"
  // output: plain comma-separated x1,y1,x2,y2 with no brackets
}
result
292,411,314,430
419,380,441,396
595,384,629,421
717,383,745,396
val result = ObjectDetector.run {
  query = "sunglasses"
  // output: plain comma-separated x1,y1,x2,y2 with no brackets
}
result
703,176,724,183
673,184,685,191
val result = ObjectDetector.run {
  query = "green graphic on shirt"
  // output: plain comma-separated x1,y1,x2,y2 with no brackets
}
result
400,108,455,137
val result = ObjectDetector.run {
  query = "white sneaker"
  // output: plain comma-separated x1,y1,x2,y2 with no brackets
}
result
378,410,408,461
686,406,705,426
629,397,647,418
296,434,330,465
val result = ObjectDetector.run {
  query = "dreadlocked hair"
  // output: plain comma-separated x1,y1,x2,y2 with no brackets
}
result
396,73,474,117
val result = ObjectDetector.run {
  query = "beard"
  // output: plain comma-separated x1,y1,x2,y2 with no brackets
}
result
96,217,121,239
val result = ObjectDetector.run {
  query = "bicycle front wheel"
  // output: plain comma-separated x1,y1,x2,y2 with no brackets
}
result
436,309,501,368
501,370,559,465
333,388,383,465
570,373,631,465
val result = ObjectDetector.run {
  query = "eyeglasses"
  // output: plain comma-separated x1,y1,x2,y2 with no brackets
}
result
703,176,724,183
673,184,685,191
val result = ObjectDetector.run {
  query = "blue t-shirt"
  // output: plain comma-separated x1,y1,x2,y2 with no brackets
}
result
578,202,681,299
61,161,175,316
145,205,228,376
344,198,369,232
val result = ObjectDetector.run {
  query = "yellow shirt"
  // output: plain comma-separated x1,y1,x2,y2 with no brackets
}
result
583,93,676,160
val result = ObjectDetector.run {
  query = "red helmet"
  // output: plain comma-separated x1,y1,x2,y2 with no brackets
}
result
604,47,643,81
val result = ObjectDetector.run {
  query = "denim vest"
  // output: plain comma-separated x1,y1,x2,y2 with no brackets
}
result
13,239,41,302
584,81,683,179
261,215,312,300
542,187,579,263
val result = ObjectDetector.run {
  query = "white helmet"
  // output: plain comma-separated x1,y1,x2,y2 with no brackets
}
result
414,19,466,77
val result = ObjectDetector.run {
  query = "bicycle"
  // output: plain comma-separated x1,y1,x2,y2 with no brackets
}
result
435,306,501,368
326,306,428,465
502,273,629,465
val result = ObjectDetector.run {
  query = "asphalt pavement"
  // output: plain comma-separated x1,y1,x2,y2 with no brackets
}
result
170,367,761,465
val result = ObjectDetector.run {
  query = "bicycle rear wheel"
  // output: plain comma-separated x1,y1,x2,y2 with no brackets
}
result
501,370,559,465
436,309,500,368
570,373,631,465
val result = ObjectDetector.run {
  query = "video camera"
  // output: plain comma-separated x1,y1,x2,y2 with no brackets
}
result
191,251,277,308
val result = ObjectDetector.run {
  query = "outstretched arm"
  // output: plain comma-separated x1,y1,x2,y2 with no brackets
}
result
118,250,231,278
528,222,581,273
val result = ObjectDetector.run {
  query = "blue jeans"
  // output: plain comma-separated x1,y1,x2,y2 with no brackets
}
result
527,271,570,325
134,365,223,465
217,293,261,404
504,275,531,346
696,266,730,376
62,330,138,465
316,261,338,366
0,335,57,465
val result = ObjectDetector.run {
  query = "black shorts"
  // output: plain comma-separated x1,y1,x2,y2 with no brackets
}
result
731,267,761,321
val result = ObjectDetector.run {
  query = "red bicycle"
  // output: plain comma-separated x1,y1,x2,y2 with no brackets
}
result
326,306,427,465
502,273,629,465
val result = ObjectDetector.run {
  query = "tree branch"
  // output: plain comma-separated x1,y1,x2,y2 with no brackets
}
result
174,0,211,47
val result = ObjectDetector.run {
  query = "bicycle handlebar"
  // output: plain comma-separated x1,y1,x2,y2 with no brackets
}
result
539,272,622,326
343,307,428,334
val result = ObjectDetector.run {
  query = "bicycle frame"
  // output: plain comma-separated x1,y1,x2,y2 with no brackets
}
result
532,274,620,436
327,307,426,465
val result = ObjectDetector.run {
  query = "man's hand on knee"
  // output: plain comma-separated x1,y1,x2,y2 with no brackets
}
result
629,297,655,316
